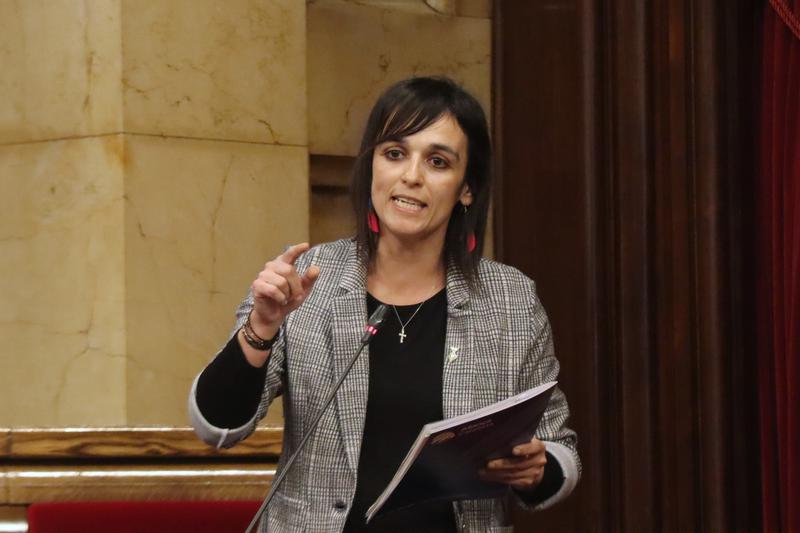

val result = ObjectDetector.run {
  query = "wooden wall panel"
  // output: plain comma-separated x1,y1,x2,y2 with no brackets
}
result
494,1,761,531
1,427,282,459
0,427,282,505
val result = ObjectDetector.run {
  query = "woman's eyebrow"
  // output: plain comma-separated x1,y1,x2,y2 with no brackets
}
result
430,143,461,161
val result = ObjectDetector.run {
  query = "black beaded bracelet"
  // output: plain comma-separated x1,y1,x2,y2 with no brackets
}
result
241,314,279,351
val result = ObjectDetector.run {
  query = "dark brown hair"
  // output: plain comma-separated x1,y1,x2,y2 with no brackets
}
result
351,77,492,283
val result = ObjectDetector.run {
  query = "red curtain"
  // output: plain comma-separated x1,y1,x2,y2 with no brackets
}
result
759,1,800,532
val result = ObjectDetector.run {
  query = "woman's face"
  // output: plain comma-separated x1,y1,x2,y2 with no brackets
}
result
370,113,472,246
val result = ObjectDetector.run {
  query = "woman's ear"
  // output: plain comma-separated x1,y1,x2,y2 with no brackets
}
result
459,184,473,207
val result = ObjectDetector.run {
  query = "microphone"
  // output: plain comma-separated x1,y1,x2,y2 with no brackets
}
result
360,303,390,344
245,304,390,532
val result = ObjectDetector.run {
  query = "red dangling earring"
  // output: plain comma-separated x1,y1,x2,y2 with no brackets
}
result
467,232,477,253
464,204,477,253
367,200,380,234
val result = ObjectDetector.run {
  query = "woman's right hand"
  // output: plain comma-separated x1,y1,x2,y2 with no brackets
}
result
249,242,320,335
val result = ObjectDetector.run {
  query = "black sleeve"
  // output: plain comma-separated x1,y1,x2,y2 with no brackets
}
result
514,452,564,505
195,334,269,428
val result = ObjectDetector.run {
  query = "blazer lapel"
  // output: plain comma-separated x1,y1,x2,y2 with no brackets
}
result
330,243,369,474
442,259,475,419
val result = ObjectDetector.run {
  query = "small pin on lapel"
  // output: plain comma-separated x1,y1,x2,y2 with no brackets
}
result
447,345,460,363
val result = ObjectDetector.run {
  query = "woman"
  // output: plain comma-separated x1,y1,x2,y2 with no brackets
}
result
189,77,580,532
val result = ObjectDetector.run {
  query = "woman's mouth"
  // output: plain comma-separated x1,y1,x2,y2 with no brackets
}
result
391,196,427,211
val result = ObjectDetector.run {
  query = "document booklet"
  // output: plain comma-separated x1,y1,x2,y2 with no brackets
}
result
365,380,558,522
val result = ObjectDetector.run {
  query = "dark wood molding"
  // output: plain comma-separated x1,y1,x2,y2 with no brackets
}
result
490,0,505,261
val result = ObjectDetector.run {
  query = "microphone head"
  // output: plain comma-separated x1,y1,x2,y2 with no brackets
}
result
368,304,390,328
361,304,390,344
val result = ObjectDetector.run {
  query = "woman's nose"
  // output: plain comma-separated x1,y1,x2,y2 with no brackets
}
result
401,157,424,184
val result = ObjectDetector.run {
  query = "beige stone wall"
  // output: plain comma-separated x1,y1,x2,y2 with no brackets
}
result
0,135,127,426
0,0,307,427
118,0,308,426
0,0,127,427
308,0,491,157
0,0,490,428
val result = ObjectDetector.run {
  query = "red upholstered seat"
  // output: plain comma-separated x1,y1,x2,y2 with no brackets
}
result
27,501,261,533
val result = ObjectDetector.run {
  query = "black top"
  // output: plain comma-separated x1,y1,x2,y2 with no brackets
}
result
342,289,456,532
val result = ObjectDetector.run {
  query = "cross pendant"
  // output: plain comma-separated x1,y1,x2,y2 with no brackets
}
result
398,327,407,343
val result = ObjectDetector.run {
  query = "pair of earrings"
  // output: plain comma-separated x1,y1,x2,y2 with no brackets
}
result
367,201,476,253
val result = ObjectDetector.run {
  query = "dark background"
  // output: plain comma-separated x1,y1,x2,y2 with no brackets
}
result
493,1,762,531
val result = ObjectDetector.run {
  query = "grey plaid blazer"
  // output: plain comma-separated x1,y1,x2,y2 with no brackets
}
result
190,239,580,532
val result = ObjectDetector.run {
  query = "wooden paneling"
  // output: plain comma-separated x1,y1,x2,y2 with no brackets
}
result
0,506,26,533
0,427,282,459
0,469,8,504
0,427,282,505
3,464,275,503
0,430,9,457
493,1,605,530
494,0,760,531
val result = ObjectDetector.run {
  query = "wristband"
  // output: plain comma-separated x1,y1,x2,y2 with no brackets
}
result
241,314,279,351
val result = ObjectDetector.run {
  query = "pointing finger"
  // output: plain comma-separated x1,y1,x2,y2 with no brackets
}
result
278,242,310,266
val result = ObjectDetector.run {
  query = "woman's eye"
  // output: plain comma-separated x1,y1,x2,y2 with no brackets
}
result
429,156,449,169
385,149,404,160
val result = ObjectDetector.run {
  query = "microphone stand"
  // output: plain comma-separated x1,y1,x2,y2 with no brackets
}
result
244,304,389,532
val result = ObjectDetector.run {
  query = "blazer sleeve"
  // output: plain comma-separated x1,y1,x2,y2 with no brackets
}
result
189,248,320,449
515,280,581,510
188,290,288,449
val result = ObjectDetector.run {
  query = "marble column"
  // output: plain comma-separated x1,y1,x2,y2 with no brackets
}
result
0,0,126,427
0,0,308,427
120,0,307,426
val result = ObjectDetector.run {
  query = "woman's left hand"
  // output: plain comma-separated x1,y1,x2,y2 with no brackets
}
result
479,437,547,491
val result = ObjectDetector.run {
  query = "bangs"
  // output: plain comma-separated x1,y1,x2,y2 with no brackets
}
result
373,95,450,146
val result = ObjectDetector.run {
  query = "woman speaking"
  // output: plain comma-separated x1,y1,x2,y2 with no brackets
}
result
189,77,580,532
